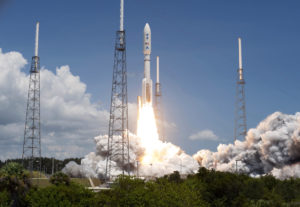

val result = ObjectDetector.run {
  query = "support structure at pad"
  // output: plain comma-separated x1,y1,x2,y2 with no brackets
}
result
105,0,130,180
234,38,247,142
22,21,41,173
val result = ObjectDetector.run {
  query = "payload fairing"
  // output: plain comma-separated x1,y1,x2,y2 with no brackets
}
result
142,23,153,105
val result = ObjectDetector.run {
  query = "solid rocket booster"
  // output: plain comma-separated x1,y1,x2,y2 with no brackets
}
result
156,56,160,95
142,23,153,105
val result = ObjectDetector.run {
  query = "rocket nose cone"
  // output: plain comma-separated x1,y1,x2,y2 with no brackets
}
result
144,23,151,33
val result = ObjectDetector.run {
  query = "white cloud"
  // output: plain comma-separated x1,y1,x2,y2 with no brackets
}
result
0,48,175,160
0,48,110,160
189,129,219,141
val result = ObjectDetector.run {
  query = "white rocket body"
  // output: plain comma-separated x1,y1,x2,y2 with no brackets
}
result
142,23,153,105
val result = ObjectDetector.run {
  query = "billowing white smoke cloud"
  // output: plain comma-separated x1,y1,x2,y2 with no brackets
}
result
0,48,109,159
63,132,199,178
194,112,300,179
271,164,300,180
64,112,300,180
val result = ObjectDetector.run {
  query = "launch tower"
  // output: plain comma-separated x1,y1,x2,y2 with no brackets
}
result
105,0,130,180
22,22,42,173
234,38,247,141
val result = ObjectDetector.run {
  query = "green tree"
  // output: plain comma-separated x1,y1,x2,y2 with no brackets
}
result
0,162,31,207
107,175,148,206
49,172,70,186
167,171,182,183
0,190,12,207
26,183,95,207
243,178,266,200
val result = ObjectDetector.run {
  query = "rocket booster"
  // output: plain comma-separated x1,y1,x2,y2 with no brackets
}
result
142,23,153,105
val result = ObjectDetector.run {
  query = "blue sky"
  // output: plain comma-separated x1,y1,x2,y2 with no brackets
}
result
1,0,300,157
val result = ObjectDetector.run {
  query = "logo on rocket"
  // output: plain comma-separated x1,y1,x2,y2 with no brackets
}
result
141,23,153,105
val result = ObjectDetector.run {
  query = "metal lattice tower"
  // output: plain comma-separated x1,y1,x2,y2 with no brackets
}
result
105,0,130,180
234,37,247,142
22,22,41,172
155,56,164,141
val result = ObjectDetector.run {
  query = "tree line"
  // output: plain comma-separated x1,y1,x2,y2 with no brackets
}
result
0,157,81,176
1,162,300,206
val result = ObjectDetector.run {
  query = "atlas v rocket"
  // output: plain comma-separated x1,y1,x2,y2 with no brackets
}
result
141,23,153,105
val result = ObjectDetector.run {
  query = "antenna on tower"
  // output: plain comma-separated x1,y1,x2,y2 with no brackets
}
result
105,0,130,181
22,21,42,173
234,37,247,142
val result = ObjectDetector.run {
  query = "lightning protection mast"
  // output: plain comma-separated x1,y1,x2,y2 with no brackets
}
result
22,21,42,173
234,37,247,142
105,0,130,181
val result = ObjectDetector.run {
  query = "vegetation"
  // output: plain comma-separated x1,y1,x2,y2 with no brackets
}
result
49,172,70,186
1,163,300,207
26,182,95,207
0,162,31,206
0,157,81,175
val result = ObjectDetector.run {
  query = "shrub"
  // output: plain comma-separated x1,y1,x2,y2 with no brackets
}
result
49,172,70,186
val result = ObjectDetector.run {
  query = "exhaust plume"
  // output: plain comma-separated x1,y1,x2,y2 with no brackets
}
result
63,111,300,180
63,132,198,178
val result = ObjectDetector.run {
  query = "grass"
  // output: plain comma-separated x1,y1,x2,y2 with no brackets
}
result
31,178,51,188
29,171,47,178
71,178,101,187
